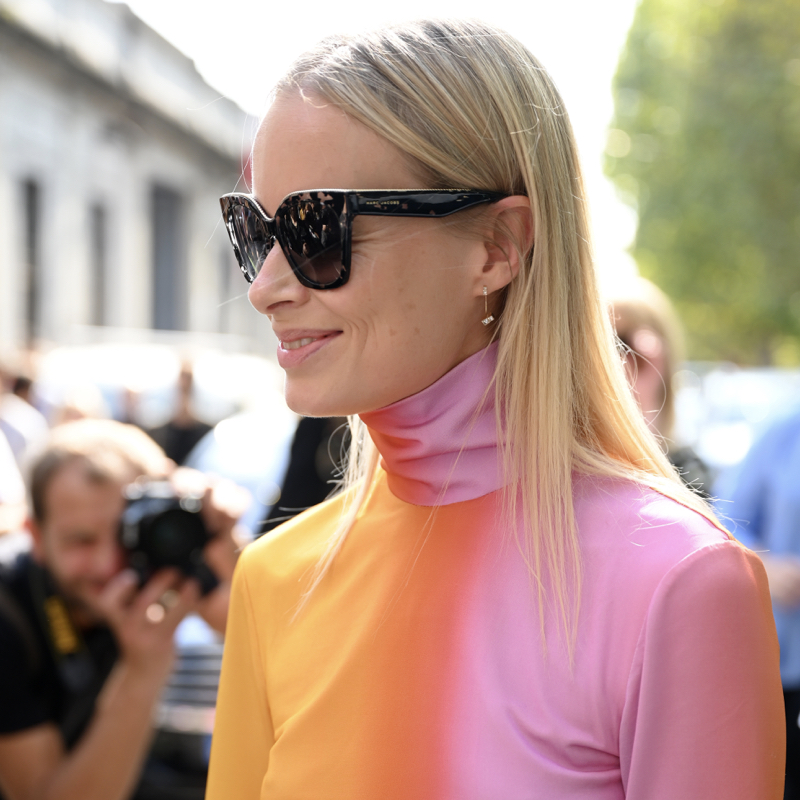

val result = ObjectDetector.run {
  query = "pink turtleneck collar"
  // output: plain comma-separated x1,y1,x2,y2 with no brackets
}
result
360,343,503,507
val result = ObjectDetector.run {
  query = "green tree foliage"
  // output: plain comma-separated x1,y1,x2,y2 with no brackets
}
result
606,0,800,364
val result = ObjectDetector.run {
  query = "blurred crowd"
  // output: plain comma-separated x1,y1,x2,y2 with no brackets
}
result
0,356,207,549
0,357,48,546
1,275,799,798
0,348,349,799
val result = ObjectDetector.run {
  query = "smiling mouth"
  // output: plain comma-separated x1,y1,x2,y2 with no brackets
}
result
278,332,342,354
282,337,319,350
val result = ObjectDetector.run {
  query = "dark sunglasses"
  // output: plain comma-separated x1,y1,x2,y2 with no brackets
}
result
219,188,506,290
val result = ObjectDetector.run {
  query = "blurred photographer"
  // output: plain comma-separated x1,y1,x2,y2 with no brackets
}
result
0,420,241,800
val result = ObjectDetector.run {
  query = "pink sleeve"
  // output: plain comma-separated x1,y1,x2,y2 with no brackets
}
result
620,541,785,799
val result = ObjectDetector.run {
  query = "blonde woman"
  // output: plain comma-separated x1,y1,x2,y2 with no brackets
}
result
208,20,783,799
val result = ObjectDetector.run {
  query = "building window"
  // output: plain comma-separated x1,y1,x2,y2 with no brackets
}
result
219,247,240,333
151,184,186,331
89,203,107,326
22,179,41,343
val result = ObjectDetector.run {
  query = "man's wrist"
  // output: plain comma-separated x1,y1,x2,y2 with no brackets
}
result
101,656,172,708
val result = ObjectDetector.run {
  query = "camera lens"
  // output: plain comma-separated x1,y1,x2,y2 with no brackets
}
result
142,509,207,567
121,482,219,594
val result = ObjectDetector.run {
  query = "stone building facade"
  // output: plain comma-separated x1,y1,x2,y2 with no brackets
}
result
0,0,267,354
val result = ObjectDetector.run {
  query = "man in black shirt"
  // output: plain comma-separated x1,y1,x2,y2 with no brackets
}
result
0,552,118,752
0,420,239,800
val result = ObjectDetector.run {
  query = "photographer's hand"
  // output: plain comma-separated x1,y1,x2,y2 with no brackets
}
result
200,479,249,579
98,568,200,682
0,571,199,800
169,469,249,634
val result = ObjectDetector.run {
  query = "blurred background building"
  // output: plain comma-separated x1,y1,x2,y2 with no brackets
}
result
0,0,295,553
0,0,264,353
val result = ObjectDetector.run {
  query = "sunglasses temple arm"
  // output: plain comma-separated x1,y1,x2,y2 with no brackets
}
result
349,192,502,218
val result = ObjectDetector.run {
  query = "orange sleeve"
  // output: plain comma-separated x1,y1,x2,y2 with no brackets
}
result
206,551,273,799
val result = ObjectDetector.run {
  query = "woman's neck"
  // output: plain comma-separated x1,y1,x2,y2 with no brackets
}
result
360,343,502,506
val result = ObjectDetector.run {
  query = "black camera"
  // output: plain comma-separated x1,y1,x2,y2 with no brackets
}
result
120,481,218,595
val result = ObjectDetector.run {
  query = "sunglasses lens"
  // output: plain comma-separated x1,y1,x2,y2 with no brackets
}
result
224,199,271,283
277,192,345,288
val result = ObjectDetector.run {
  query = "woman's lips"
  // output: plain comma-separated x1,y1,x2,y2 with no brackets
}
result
276,331,340,368
282,337,318,351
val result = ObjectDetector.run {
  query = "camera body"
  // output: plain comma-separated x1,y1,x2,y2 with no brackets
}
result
120,481,218,595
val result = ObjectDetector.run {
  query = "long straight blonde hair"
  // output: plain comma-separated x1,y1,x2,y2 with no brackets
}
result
276,19,717,638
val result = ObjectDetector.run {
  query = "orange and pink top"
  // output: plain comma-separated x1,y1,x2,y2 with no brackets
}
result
206,345,784,799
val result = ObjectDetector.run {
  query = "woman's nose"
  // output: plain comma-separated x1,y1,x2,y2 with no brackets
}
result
247,241,307,315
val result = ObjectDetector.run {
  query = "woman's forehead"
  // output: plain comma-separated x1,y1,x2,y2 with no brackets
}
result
252,93,418,211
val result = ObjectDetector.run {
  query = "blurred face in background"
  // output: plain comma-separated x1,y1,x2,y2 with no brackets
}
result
617,325,668,436
30,461,127,626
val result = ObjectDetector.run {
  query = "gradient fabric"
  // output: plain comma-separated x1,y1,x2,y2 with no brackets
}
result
207,346,784,799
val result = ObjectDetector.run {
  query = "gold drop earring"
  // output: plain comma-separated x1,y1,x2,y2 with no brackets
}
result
481,286,495,326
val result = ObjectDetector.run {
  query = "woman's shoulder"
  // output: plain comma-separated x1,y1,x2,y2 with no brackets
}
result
574,473,734,575
238,491,349,581
573,475,768,649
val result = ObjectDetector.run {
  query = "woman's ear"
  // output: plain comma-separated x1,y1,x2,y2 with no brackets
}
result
481,195,534,291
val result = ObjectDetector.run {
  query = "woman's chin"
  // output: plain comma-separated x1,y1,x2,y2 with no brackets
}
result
283,386,353,419
283,372,419,418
